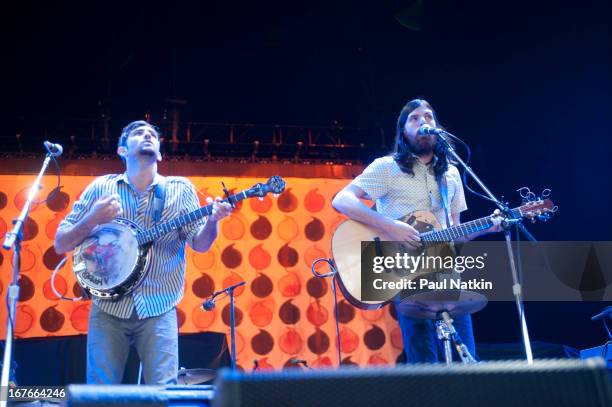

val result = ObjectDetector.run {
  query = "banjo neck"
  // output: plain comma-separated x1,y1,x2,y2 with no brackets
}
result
135,201,223,246
135,186,272,246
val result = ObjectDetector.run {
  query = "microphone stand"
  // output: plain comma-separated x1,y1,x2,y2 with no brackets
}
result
436,131,534,364
203,281,246,370
1,149,58,405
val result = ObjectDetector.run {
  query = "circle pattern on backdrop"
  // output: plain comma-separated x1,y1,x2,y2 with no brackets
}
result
0,174,400,369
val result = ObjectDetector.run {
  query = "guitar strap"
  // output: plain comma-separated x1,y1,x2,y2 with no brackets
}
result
436,173,452,229
152,176,166,224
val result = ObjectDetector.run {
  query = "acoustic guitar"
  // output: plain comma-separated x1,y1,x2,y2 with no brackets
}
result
331,199,555,310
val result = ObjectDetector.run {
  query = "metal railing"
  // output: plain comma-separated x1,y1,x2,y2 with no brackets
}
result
3,116,384,164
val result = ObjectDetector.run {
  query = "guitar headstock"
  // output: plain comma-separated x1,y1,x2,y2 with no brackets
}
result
249,176,286,198
516,187,558,222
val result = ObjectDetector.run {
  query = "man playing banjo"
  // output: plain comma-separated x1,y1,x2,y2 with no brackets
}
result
54,120,232,384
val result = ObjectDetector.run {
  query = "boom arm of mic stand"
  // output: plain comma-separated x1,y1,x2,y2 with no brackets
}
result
208,281,246,301
3,154,54,250
437,133,506,211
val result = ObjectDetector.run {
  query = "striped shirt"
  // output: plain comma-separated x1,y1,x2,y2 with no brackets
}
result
350,156,467,227
58,173,206,319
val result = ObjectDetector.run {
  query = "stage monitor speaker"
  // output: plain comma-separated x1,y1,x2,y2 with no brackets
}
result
581,343,612,369
64,384,214,407
213,359,612,407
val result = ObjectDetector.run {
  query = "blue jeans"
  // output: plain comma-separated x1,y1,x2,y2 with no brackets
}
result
87,304,178,384
397,312,477,363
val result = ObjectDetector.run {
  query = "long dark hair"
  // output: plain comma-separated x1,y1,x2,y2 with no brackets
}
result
393,99,453,178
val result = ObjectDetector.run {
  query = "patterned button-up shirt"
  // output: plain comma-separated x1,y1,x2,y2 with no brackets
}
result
58,173,206,319
350,156,467,227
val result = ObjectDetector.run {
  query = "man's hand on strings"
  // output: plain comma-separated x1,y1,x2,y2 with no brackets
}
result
206,196,233,222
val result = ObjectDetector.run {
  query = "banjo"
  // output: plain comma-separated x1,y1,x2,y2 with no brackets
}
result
73,176,286,300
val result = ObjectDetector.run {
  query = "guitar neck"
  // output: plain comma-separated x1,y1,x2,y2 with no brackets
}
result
421,207,521,244
136,190,249,245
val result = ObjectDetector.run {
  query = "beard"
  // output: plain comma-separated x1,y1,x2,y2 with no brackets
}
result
408,135,435,156
138,146,158,157
133,146,160,163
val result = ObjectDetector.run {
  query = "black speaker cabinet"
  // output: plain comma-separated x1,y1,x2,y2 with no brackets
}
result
213,359,612,407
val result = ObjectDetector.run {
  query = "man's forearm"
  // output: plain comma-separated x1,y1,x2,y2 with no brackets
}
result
54,213,98,254
332,192,393,230
191,219,219,253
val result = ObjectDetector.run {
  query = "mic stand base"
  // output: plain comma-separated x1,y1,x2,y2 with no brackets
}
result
436,311,477,366
436,319,453,367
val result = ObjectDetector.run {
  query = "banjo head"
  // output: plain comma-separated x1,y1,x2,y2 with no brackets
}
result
73,219,141,293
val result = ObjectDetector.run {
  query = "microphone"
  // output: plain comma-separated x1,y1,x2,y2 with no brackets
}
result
44,141,63,157
201,298,216,311
201,281,246,311
417,125,444,136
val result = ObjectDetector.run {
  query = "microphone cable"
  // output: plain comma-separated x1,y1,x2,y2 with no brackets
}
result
310,257,342,367
51,256,84,301
438,130,498,204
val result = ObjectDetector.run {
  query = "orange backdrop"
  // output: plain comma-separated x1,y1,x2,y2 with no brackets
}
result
0,174,403,370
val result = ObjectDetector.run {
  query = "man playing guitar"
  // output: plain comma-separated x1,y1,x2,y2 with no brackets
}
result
332,99,502,363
